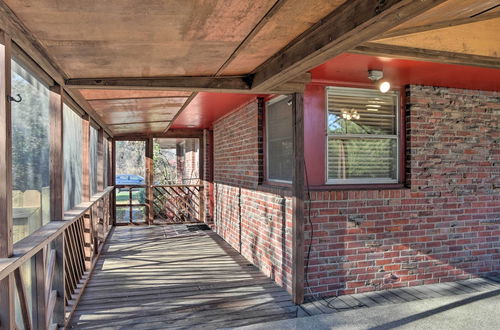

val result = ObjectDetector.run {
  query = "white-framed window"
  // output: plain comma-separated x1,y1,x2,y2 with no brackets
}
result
326,86,400,184
266,95,293,183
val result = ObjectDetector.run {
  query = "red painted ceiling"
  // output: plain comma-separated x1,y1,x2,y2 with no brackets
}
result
172,53,499,129
171,93,261,129
311,53,500,91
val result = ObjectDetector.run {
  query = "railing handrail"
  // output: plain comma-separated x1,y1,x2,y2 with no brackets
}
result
0,186,114,281
116,184,203,188
153,184,203,188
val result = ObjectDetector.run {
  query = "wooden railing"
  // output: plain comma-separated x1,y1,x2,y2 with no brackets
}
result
114,184,148,224
0,186,114,329
152,184,204,223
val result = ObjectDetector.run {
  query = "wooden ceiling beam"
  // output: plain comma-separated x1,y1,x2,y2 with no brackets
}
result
351,42,500,69
376,10,500,39
65,76,253,93
113,129,204,139
65,75,311,94
250,0,447,92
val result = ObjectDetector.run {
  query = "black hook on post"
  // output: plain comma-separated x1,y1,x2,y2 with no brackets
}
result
8,94,22,103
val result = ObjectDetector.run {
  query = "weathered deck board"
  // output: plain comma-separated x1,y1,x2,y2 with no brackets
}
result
69,225,297,329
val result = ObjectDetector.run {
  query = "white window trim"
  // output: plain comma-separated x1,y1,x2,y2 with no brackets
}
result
324,87,400,185
266,95,293,184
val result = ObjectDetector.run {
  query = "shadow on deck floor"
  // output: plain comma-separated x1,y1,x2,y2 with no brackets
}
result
69,225,297,329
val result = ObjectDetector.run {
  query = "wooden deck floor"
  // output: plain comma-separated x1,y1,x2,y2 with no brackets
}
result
69,225,297,329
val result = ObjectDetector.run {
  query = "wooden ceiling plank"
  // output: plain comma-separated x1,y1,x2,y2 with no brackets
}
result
250,0,447,92
163,92,198,133
214,0,287,76
372,18,500,58
350,42,500,69
386,0,500,33
0,1,112,136
377,10,500,39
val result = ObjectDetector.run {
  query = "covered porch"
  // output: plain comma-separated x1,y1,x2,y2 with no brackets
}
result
69,225,297,329
0,0,498,329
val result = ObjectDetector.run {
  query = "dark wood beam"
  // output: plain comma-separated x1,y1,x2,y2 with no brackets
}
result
376,10,500,39
351,42,500,69
251,0,447,92
48,84,66,327
97,128,105,191
0,29,15,330
292,93,304,305
65,76,252,92
145,138,154,225
82,115,91,202
49,85,64,221
114,129,204,139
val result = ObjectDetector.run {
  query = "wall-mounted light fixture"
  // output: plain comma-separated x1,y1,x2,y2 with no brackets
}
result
368,70,391,93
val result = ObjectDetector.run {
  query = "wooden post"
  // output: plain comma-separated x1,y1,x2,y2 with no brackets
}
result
34,249,46,329
97,128,104,191
82,115,90,202
198,135,205,223
49,84,65,326
292,93,305,305
111,139,116,225
0,29,15,330
146,138,154,224
50,85,64,219
107,139,113,188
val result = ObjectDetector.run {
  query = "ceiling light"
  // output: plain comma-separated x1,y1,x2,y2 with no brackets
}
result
368,70,391,93
378,81,391,93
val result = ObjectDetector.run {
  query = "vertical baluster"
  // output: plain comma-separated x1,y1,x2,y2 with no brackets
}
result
199,186,205,222
35,248,46,329
83,213,92,270
13,268,32,330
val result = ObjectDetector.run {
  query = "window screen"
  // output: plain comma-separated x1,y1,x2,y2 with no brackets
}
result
266,95,293,182
89,126,98,195
63,104,83,211
11,59,51,243
326,86,399,183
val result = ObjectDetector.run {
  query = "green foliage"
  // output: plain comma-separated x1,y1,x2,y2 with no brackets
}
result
153,140,177,184
11,61,50,191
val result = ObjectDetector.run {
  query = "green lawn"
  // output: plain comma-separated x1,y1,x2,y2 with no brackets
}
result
116,189,145,204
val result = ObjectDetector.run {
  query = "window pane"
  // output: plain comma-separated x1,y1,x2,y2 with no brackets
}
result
63,104,83,211
11,59,50,243
89,127,98,195
328,138,398,181
267,96,293,182
327,86,397,135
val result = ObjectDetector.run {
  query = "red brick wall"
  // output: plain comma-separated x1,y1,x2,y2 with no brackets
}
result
213,99,294,293
305,85,500,298
183,139,199,184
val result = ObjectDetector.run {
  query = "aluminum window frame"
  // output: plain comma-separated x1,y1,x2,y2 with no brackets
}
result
265,95,293,184
325,86,400,185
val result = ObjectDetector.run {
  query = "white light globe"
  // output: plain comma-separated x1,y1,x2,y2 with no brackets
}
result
379,81,391,93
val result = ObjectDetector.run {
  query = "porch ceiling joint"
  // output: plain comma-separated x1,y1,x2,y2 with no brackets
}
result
249,0,448,92
351,42,500,69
